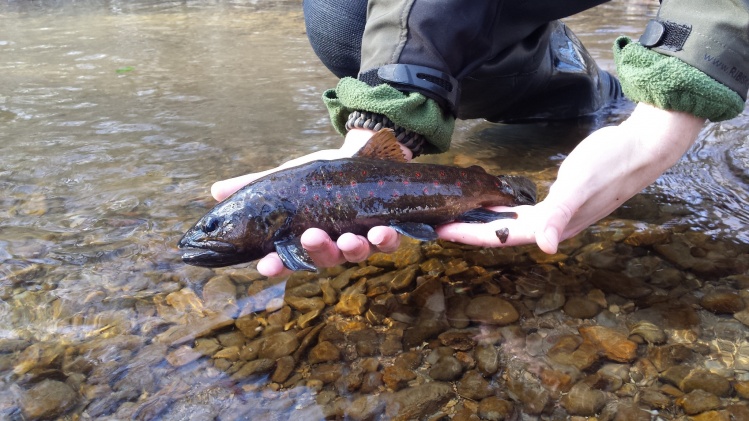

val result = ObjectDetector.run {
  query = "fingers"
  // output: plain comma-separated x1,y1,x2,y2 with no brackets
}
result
367,226,401,253
300,228,346,268
337,233,372,262
256,253,292,278
211,173,262,201
435,206,537,248
533,201,574,255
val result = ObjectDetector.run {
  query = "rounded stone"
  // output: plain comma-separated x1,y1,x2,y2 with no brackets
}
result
700,291,746,314
429,356,464,381
464,296,519,326
258,331,299,360
563,296,601,319
560,383,606,416
308,341,341,365
456,370,494,401
478,397,514,421
20,380,78,420
676,389,722,415
681,369,732,397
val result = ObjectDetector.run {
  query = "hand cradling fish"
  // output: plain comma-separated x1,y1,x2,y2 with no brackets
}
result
178,129,537,271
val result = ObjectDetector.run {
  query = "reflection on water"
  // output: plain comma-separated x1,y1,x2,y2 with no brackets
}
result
1,0,749,420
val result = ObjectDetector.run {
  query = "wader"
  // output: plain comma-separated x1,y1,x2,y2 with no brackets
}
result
303,0,621,123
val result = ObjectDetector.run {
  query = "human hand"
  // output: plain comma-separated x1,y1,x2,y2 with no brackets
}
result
437,103,706,253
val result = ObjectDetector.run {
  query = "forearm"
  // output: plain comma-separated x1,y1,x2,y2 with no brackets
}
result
549,103,705,238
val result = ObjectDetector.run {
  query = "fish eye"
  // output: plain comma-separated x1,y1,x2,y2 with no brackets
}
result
204,216,221,232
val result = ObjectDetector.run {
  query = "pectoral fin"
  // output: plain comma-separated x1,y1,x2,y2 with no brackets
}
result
455,208,518,223
390,222,439,241
275,238,317,272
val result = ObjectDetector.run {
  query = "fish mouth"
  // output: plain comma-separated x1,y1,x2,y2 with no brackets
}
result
177,238,246,267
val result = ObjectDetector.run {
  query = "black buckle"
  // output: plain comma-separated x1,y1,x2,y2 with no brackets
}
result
377,64,460,115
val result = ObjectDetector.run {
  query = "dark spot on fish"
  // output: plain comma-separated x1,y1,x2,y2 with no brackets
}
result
495,228,509,244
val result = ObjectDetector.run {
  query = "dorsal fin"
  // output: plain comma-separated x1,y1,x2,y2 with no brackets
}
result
354,128,408,163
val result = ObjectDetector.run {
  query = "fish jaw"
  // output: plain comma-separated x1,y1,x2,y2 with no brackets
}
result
177,234,247,267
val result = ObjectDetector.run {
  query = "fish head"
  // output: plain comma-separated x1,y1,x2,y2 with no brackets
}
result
178,194,292,267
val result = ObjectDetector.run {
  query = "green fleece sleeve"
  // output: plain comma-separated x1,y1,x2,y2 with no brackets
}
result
613,36,745,122
322,77,455,154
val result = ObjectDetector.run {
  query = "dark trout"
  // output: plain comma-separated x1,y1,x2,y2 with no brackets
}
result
178,129,536,271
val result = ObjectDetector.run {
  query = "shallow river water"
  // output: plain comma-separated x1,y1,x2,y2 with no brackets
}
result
2,1,749,420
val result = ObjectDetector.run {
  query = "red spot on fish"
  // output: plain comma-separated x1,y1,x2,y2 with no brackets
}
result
439,170,446,177
303,206,311,214
354,194,360,201
433,181,440,187
313,194,320,201
324,200,331,207
392,191,400,198
378,180,385,187
336,192,342,201
326,183,333,190
423,187,429,194
455,181,462,187
460,171,467,177
350,181,357,188
299,185,307,194
368,191,375,197
361,170,367,176
403,180,410,186
415,171,422,178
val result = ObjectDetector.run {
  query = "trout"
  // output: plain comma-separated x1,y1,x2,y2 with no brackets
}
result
178,129,536,270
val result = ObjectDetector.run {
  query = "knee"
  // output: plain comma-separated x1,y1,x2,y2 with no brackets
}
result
303,0,366,78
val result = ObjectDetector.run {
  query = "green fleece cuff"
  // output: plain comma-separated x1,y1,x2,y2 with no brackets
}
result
322,77,455,154
613,36,745,122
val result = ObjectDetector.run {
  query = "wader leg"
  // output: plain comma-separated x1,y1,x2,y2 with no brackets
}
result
460,21,622,122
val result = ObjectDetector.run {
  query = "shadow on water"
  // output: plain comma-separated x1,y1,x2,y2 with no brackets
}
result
1,0,749,420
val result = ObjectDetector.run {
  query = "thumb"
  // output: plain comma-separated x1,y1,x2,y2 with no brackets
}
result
535,202,575,255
